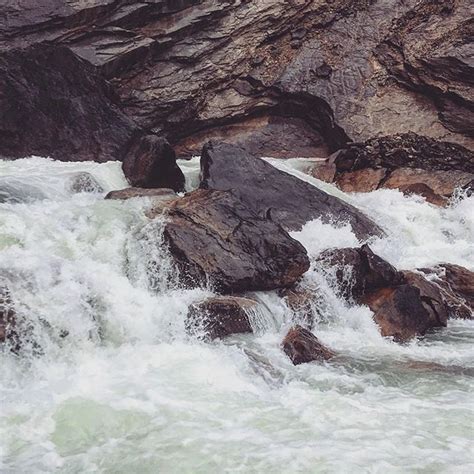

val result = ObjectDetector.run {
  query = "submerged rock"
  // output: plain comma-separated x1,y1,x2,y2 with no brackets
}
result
0,285,16,345
186,296,257,340
68,172,104,194
0,179,47,203
282,326,335,365
200,141,383,240
160,189,310,293
105,187,176,201
278,287,317,329
122,135,185,192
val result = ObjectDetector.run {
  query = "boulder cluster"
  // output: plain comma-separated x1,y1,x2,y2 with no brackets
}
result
1,1,473,364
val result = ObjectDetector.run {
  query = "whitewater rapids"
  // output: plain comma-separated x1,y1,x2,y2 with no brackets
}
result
0,157,473,473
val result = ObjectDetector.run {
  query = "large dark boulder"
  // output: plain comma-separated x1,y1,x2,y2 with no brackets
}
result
200,142,383,240
158,189,310,293
186,296,256,340
122,135,185,192
282,325,335,365
0,44,137,162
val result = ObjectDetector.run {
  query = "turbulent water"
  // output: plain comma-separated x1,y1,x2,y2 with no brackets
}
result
1,157,473,473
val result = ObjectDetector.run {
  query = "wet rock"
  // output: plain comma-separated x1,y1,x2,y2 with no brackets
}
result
122,135,185,192
278,287,316,329
317,245,402,300
418,264,474,319
105,187,176,201
282,325,335,365
0,44,137,162
318,246,449,341
335,168,387,193
0,285,16,345
186,296,256,340
68,172,104,194
0,179,47,203
200,141,383,240
362,283,447,343
398,183,448,207
335,133,474,175
331,133,474,202
159,189,310,293
310,161,336,183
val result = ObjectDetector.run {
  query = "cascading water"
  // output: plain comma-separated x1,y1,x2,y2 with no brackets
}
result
1,157,473,473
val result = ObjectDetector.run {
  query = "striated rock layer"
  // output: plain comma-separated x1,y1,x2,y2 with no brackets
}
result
1,0,472,160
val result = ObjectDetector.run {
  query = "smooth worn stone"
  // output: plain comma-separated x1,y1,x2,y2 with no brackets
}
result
186,296,257,340
282,325,335,365
200,141,384,240
105,187,176,200
159,189,310,293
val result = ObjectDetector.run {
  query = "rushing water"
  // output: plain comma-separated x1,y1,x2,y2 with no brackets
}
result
0,157,473,473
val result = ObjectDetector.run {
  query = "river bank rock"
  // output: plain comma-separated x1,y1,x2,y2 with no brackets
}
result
186,296,256,340
200,141,383,240
282,326,335,365
1,1,472,160
105,187,176,201
317,246,450,341
159,189,310,293
122,135,185,192
0,44,137,162
318,134,474,203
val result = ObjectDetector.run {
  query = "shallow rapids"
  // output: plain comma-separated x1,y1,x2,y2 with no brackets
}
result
1,157,473,473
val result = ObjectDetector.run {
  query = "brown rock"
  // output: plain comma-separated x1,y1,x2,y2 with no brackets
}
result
335,134,474,175
105,187,176,201
419,264,474,319
282,326,335,365
317,244,402,299
384,168,473,198
279,287,316,329
186,296,256,340
200,141,383,240
122,135,185,192
335,168,387,193
159,189,310,293
363,283,447,343
311,162,336,183
398,183,448,207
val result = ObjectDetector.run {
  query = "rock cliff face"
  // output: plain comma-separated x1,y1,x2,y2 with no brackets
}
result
1,0,472,161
